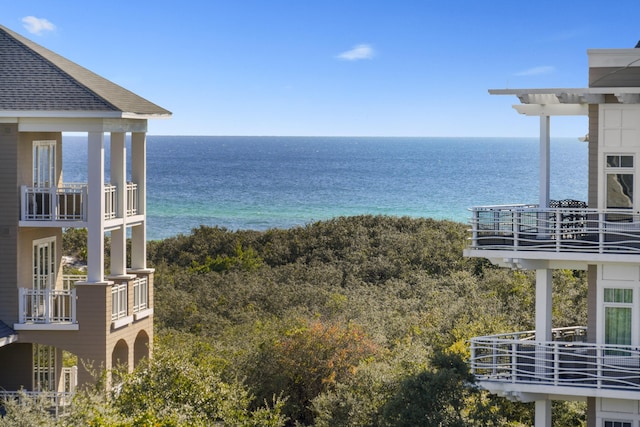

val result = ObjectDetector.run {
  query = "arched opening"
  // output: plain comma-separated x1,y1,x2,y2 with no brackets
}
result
111,339,129,373
134,330,150,367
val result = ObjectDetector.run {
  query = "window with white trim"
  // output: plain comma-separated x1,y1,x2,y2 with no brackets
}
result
33,237,56,290
33,140,56,188
604,420,632,427
605,154,634,209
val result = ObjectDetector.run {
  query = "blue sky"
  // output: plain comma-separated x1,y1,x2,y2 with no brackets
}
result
3,1,640,137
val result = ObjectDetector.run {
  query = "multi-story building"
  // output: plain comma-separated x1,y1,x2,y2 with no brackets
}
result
465,46,640,426
0,25,170,405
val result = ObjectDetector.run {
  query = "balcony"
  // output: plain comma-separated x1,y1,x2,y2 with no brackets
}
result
466,204,640,263
14,275,85,331
470,327,640,399
20,182,139,225
16,288,77,330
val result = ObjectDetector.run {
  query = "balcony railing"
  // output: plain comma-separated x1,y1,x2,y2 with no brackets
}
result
104,184,116,219
18,288,76,324
468,205,640,254
21,182,139,223
17,276,85,326
111,283,128,321
126,182,138,216
132,277,148,313
0,390,75,413
21,184,87,221
471,327,640,394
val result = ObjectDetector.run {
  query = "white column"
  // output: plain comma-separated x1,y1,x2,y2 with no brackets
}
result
110,132,127,276
130,132,147,270
539,115,551,208
534,268,552,427
87,131,105,283
536,269,553,341
535,400,552,427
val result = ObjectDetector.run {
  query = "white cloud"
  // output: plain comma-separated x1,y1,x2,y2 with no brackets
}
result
22,16,56,35
337,44,375,61
514,66,555,76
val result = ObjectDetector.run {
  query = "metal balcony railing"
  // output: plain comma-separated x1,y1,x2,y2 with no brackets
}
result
468,205,640,254
471,327,640,393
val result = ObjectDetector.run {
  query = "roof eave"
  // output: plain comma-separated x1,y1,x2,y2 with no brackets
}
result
0,110,172,119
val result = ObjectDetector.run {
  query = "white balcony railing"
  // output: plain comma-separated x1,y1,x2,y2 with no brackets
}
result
0,390,75,412
468,205,640,254
132,277,148,313
471,327,640,394
21,182,139,223
104,184,117,220
126,182,138,216
62,274,87,290
111,283,128,321
18,288,77,324
21,184,87,221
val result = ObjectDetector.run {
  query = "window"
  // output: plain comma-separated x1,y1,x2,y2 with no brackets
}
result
33,140,56,187
33,344,56,392
604,420,632,427
33,237,56,290
604,288,633,355
606,154,634,209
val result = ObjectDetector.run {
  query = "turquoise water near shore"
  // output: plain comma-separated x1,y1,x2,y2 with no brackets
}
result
62,136,588,240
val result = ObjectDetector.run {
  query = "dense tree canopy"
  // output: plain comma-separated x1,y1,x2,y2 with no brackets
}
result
4,216,588,426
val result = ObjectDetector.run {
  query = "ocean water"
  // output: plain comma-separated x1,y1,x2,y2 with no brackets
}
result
62,136,588,241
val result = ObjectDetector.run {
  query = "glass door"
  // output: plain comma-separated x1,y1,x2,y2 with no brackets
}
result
33,237,56,290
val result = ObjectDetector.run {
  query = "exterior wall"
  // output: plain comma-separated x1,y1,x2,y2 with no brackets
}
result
17,132,62,186
596,398,640,426
589,49,640,87
16,228,63,291
0,343,32,390
596,104,640,210
0,124,19,325
590,68,640,87
17,275,154,386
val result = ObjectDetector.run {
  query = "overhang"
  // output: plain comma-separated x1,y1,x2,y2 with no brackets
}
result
0,320,18,348
489,87,640,116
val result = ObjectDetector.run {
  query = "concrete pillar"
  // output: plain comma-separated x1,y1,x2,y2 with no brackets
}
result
535,399,552,427
535,268,553,426
536,269,553,341
131,132,146,269
110,132,127,276
540,115,551,208
87,132,105,282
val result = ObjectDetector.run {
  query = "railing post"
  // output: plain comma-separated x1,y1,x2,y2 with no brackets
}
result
514,210,520,248
599,212,605,254
553,342,559,385
18,288,25,323
71,289,77,324
511,342,517,383
597,346,602,389
556,210,562,252
44,289,51,324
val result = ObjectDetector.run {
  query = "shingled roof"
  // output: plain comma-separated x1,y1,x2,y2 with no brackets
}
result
0,320,17,348
0,25,171,118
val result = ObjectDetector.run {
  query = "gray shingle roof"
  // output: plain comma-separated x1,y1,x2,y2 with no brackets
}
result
0,25,171,117
0,320,17,347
